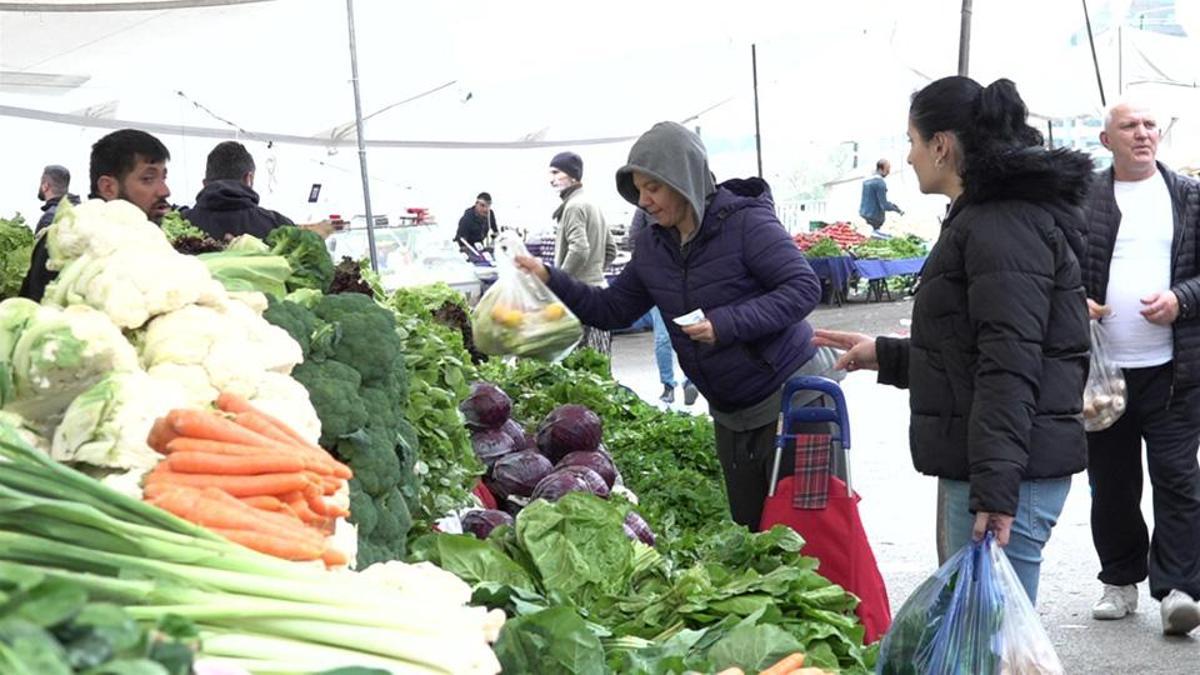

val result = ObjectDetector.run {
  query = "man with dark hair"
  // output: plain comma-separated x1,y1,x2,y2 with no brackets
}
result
455,191,498,250
183,141,295,241
858,159,903,231
21,128,172,301
35,164,80,232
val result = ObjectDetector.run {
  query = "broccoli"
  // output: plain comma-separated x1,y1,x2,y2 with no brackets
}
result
314,294,404,385
262,296,320,358
266,227,335,293
290,360,367,448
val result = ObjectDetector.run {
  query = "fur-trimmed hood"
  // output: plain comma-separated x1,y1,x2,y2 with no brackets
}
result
962,146,1094,207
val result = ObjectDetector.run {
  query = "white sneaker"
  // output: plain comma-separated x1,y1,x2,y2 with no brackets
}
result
1092,583,1138,620
1161,590,1200,636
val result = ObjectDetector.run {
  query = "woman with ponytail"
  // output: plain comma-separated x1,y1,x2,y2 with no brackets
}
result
815,76,1093,603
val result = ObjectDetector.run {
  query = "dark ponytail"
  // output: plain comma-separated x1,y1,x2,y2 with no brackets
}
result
910,76,1043,158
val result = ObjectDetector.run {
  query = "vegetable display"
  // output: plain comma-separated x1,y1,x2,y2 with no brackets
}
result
0,421,503,674
850,235,928,260
412,493,874,674
0,213,33,301
262,292,416,567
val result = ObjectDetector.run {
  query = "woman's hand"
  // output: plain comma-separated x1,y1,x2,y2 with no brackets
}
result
1087,299,1110,321
514,255,550,284
973,511,1014,547
682,319,716,344
813,330,878,371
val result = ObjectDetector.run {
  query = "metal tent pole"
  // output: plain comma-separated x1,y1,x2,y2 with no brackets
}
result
752,44,763,179
957,0,973,76
1082,0,1107,107
345,0,379,272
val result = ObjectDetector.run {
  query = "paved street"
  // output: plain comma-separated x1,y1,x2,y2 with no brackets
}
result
610,296,1200,674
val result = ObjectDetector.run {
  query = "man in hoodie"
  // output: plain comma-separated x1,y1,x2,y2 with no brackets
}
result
520,123,832,527
548,151,617,356
184,141,295,241
34,165,80,233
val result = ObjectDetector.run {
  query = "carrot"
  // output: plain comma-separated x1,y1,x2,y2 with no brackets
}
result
208,527,324,561
231,412,352,479
280,491,323,524
239,495,286,512
321,475,342,495
759,652,805,675
321,547,349,567
167,451,306,476
144,469,311,498
163,438,337,475
152,487,325,543
167,409,280,448
146,417,179,454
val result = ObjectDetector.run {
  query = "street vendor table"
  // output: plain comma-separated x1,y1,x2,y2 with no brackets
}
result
853,257,927,302
807,256,855,306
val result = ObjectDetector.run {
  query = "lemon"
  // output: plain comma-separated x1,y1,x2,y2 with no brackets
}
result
542,303,565,321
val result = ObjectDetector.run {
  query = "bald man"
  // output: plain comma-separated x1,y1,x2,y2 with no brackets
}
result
1082,100,1200,635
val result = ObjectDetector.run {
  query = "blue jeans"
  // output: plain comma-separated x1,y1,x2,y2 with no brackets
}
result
937,477,1071,605
649,307,676,388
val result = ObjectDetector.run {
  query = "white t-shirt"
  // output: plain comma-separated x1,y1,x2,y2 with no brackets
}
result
1105,174,1174,367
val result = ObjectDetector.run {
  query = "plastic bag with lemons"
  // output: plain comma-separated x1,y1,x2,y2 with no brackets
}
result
472,233,582,361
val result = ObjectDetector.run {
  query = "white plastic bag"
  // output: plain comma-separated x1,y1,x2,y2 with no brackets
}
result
471,232,582,362
1083,320,1127,432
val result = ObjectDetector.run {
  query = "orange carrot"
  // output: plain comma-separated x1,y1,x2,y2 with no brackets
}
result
151,487,324,542
208,527,324,561
218,392,312,448
280,491,323,524
167,409,279,448
239,495,287,512
759,652,806,675
321,475,342,495
143,469,311,498
321,548,349,567
167,451,306,476
231,410,300,448
146,417,179,454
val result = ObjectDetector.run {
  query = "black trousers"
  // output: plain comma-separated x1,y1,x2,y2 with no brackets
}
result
1087,362,1200,600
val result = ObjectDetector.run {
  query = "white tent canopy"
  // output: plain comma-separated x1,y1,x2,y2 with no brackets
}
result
1,0,1196,229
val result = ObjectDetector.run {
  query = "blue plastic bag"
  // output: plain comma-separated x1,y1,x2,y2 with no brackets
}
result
877,533,1063,674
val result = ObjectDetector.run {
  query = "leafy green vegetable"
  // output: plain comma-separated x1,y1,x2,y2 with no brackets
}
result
852,235,929,260
804,237,845,258
0,214,33,302
265,227,335,293
158,212,204,243
197,237,292,298
494,606,607,675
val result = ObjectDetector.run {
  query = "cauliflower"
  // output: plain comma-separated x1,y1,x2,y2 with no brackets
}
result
146,363,218,407
249,371,322,444
44,249,226,329
139,301,303,398
45,198,172,271
52,371,188,471
1,299,139,431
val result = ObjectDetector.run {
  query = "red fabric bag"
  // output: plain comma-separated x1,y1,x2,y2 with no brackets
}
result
760,471,892,643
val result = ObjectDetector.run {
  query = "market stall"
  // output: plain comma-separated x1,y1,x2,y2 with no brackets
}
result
794,223,929,305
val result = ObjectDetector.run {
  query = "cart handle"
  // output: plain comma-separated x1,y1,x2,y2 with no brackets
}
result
779,376,851,449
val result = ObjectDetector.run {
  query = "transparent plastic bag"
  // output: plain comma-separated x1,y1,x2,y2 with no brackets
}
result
877,534,1063,675
1083,320,1127,432
471,232,582,362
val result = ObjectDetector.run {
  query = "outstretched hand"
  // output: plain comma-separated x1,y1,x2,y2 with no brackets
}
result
514,255,550,284
813,329,878,371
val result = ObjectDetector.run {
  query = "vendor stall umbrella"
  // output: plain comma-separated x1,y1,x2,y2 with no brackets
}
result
346,0,379,272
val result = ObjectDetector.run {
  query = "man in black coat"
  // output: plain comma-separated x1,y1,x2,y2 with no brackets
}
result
183,141,296,241
454,192,498,251
1082,101,1200,635
34,165,80,232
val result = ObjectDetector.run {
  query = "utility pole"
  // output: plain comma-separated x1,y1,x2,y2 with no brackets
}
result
345,0,378,271
752,44,763,179
957,0,973,76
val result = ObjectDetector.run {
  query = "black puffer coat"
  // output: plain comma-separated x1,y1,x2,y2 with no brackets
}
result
876,147,1093,515
1080,163,1200,388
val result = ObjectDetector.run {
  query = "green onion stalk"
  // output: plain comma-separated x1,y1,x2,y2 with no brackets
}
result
0,426,501,674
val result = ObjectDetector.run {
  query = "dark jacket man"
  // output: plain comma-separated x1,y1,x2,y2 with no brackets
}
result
1080,162,1200,387
184,180,293,241
876,147,1093,515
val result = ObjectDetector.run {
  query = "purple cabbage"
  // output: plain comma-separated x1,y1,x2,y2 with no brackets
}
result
556,450,617,488
536,404,602,463
531,466,607,502
461,509,514,539
489,449,555,498
471,428,517,469
623,511,656,546
459,382,512,429
499,418,531,450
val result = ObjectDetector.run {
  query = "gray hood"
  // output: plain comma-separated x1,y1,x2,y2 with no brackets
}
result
616,121,716,226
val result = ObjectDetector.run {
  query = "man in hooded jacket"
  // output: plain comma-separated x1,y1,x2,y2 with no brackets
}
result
184,141,294,241
519,122,832,527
